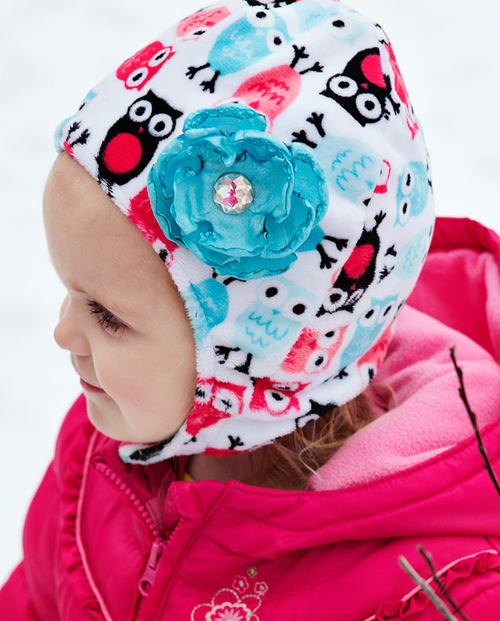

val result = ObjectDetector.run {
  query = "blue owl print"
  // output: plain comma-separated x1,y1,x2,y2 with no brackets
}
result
339,294,399,372
315,137,382,206
235,277,318,359
393,225,433,280
295,1,370,45
323,5,371,45
186,8,291,93
294,0,327,31
395,161,430,227
185,279,229,347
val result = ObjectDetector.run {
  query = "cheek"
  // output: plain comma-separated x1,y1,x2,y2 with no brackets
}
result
94,352,146,404
90,335,196,443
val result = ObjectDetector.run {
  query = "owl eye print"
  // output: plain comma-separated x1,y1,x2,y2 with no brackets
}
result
339,294,399,373
116,42,175,91
249,378,308,417
96,91,183,188
321,48,399,126
186,8,291,93
324,6,370,45
395,161,430,227
186,380,247,437
317,213,386,316
281,325,349,375
234,278,318,359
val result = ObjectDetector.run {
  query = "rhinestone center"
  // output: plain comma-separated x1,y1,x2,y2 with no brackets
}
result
213,173,254,214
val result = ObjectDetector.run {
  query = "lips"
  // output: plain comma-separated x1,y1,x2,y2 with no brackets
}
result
80,377,106,394
71,355,106,394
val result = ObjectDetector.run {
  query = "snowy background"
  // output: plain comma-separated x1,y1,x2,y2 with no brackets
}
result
1,0,499,586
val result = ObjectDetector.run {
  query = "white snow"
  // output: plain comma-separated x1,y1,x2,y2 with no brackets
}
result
1,0,499,587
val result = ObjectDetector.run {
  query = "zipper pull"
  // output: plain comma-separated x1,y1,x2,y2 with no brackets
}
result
138,540,165,597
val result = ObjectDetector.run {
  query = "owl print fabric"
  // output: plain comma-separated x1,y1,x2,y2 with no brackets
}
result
55,0,436,464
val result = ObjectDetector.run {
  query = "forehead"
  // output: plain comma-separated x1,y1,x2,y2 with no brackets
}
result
43,152,175,312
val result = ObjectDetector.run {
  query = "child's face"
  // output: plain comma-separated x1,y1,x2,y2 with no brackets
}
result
43,152,197,443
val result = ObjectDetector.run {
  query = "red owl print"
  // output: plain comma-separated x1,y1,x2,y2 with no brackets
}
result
176,7,231,41
356,322,394,385
116,41,175,91
227,65,302,128
186,379,247,437
250,378,309,417
281,326,348,374
385,43,419,139
128,188,179,266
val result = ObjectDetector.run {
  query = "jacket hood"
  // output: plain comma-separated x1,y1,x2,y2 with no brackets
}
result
94,216,500,562
309,216,500,491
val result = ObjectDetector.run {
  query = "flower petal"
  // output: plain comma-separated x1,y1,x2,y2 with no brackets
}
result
288,142,329,222
184,103,267,135
147,103,330,281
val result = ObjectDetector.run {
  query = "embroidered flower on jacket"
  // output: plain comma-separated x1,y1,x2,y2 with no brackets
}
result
147,103,329,280
191,568,269,621
232,576,249,593
254,582,268,596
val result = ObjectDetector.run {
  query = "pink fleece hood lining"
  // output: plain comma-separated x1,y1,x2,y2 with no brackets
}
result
309,217,500,491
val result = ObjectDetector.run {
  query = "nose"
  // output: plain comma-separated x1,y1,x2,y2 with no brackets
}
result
54,295,90,356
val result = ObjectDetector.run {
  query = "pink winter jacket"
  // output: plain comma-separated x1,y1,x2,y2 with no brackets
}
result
2,216,500,621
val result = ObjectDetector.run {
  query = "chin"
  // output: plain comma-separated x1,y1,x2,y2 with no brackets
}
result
85,399,126,441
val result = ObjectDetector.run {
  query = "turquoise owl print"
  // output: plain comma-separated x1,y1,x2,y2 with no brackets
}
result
295,1,370,45
186,8,291,93
394,226,433,280
186,279,229,347
234,277,318,359
339,294,399,371
395,162,430,227
315,136,382,206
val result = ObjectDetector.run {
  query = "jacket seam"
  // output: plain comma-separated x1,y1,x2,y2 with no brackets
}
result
172,483,201,519
459,580,500,611
484,535,500,554
220,449,500,533
222,418,500,500
430,243,493,253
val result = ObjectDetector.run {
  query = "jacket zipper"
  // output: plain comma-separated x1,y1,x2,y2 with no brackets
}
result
138,540,165,596
93,460,168,597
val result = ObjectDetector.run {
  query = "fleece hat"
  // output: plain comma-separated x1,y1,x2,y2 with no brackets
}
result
55,0,435,465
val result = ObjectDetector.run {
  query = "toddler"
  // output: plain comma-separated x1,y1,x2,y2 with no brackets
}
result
2,0,500,618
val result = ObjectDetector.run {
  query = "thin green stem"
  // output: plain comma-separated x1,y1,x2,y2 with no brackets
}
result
417,546,473,621
398,556,458,621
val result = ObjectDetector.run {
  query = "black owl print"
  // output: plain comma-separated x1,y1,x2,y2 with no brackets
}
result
317,212,396,316
96,91,183,188
321,48,399,126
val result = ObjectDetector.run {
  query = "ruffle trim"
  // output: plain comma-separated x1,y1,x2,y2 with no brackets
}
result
370,549,500,620
60,417,111,619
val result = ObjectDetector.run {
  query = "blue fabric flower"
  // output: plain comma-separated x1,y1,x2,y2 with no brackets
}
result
147,103,329,279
